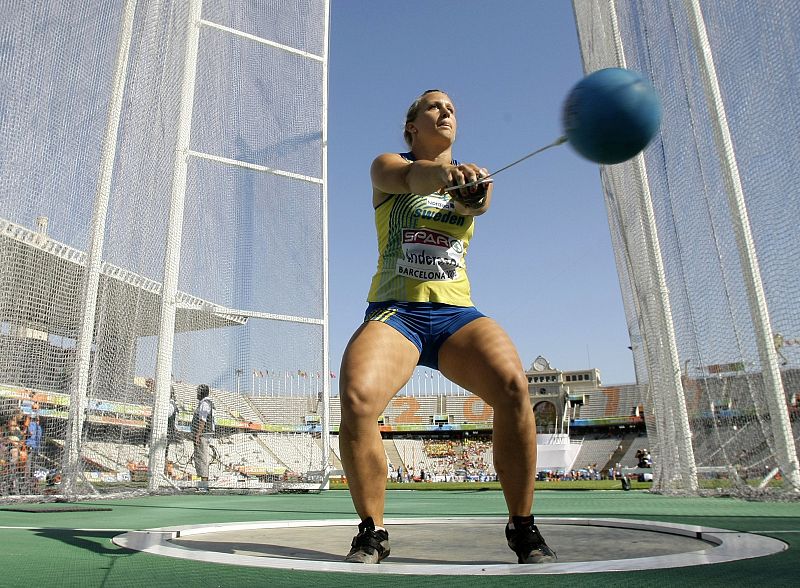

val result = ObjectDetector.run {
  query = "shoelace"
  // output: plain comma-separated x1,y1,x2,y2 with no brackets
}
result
351,529,386,553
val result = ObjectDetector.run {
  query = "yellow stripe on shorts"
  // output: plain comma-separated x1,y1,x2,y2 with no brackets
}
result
369,308,397,323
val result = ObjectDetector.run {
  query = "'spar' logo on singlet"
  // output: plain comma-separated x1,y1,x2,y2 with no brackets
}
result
396,228,464,282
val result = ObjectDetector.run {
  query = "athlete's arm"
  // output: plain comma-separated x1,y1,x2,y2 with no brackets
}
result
371,153,493,215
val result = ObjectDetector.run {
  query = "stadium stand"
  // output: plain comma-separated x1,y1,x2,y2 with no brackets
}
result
1,359,664,495
328,434,341,463
249,396,308,426
575,390,607,419
382,438,403,472
259,433,323,474
383,396,438,426
82,441,125,472
445,395,494,425
393,438,435,472
212,389,261,423
619,435,651,468
328,396,341,429
81,440,149,481
570,436,621,471
317,435,341,469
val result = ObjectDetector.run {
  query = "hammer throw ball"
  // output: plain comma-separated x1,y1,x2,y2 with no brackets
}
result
562,67,662,164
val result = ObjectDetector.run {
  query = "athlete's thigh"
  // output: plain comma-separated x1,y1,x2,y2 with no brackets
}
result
340,320,420,415
437,317,526,403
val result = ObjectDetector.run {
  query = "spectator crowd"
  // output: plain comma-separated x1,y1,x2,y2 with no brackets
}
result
1,393,45,494
387,437,497,483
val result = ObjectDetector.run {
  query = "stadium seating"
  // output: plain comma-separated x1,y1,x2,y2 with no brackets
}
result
569,436,620,471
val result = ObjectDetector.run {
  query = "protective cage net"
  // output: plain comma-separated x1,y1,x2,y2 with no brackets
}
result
573,0,800,497
0,0,330,500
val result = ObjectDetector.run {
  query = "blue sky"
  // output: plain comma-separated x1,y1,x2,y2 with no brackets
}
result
326,0,637,388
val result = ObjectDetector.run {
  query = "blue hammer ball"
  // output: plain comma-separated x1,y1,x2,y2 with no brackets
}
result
562,68,662,164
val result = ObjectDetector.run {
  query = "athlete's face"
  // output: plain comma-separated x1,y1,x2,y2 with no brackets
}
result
407,92,456,144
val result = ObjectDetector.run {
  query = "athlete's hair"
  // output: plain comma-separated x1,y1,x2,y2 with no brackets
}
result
404,89,448,147
197,383,210,399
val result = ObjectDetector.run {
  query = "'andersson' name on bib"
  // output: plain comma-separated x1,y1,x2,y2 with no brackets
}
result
396,228,464,282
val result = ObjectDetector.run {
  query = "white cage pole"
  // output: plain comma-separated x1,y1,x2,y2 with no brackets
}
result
148,0,204,492
608,0,698,491
684,0,800,490
320,0,332,488
63,0,138,495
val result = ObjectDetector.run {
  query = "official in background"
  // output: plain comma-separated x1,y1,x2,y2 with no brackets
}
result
191,384,214,490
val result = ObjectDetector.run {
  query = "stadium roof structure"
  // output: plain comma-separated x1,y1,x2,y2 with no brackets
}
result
0,217,247,338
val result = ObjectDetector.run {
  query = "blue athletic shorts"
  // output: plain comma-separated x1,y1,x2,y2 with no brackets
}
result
364,301,486,369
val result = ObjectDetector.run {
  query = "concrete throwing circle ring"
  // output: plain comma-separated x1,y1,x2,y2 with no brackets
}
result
112,516,787,575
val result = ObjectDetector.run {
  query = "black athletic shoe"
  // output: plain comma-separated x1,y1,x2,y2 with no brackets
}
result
345,517,391,563
506,517,557,564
